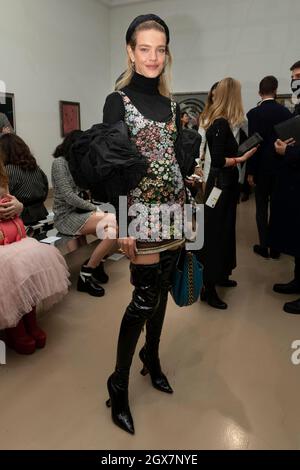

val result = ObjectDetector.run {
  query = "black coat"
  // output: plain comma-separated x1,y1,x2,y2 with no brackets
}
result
181,128,202,176
247,100,292,180
68,121,148,205
202,118,239,283
269,144,300,257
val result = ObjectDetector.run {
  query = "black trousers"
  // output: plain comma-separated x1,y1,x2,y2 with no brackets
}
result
255,173,276,248
295,257,300,282
255,172,277,249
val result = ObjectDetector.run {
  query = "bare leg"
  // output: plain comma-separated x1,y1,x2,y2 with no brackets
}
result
79,212,118,268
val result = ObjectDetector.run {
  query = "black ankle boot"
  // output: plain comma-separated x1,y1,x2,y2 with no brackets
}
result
201,285,227,309
139,346,173,394
77,266,105,297
273,279,300,295
283,298,300,315
106,372,134,435
84,259,109,284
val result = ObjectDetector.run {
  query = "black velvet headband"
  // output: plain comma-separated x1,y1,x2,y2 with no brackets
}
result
126,14,170,45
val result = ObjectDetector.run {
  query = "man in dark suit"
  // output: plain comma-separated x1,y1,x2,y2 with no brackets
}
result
270,138,300,313
269,61,300,314
247,76,292,258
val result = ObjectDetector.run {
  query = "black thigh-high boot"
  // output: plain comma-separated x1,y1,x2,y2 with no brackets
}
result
139,250,179,394
106,262,161,435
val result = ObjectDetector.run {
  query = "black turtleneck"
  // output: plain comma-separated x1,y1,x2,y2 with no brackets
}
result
103,72,181,127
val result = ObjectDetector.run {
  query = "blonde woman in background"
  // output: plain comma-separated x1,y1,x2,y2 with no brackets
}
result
197,82,219,189
200,77,257,310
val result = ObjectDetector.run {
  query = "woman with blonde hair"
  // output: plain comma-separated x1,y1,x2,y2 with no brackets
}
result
103,14,188,434
198,81,219,188
200,77,257,309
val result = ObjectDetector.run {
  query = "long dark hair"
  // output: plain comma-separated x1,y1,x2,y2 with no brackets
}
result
53,130,84,161
0,157,8,189
0,134,37,171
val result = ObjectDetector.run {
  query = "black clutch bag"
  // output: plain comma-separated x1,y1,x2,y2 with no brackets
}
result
237,132,263,157
275,115,300,145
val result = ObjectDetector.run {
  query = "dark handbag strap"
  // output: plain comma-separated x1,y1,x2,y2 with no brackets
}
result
175,246,186,272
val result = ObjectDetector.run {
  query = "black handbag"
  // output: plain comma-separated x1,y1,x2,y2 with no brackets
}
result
76,190,91,214
22,201,48,225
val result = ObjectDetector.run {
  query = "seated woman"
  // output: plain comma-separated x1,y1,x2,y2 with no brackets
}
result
51,131,117,297
0,134,49,225
0,159,70,355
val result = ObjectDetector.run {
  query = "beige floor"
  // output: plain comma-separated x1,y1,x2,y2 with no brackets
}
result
0,197,299,450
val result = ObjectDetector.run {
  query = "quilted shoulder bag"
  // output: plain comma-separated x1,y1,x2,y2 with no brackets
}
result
171,246,203,307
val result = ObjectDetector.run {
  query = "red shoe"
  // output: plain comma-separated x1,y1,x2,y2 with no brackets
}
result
5,319,36,355
23,307,47,349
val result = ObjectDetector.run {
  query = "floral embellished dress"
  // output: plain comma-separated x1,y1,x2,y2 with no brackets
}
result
119,91,186,254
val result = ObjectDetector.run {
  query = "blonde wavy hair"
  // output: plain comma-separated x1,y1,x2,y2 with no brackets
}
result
115,20,172,98
201,77,245,130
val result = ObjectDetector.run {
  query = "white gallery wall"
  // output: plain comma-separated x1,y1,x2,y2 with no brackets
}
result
0,0,109,179
1,0,300,180
109,0,300,113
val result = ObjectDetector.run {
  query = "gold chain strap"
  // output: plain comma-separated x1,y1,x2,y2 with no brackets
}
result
187,252,194,305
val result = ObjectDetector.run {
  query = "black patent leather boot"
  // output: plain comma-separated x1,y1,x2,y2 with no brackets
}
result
139,250,179,394
139,345,173,394
106,263,161,434
106,371,134,435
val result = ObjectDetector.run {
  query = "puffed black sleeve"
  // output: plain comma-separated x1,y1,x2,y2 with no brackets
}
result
103,92,125,124
208,118,231,168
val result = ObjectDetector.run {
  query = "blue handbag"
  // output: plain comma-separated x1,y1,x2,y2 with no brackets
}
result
171,247,203,307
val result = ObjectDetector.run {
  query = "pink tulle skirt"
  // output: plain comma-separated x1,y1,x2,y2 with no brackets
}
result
0,238,70,329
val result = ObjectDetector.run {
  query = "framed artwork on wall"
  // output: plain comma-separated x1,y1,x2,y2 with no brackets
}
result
276,94,294,113
172,91,208,128
60,100,81,137
0,92,16,131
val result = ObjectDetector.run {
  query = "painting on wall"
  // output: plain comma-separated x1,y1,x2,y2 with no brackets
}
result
60,100,81,137
276,94,294,113
172,92,208,129
0,93,16,131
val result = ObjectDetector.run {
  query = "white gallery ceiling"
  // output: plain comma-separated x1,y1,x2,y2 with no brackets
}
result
99,0,160,7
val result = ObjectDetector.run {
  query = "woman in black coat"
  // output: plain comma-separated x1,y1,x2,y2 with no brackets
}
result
200,78,257,309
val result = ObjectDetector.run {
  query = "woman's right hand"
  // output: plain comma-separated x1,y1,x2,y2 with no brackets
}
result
118,237,137,262
239,146,258,163
194,167,204,177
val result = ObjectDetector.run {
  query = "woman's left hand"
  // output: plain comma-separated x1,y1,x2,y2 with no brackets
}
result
0,195,23,220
